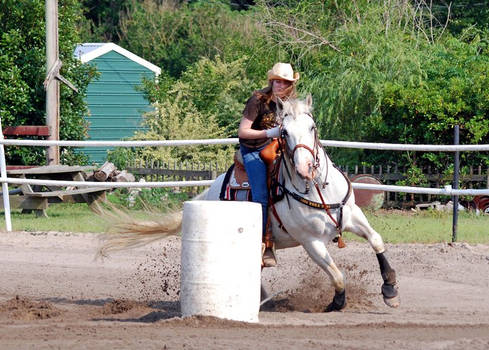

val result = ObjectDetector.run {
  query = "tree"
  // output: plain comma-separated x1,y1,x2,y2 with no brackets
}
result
256,0,489,170
0,0,96,165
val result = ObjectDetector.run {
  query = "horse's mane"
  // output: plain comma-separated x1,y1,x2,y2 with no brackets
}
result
282,98,312,120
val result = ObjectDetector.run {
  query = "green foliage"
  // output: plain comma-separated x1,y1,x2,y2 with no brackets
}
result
257,0,489,170
88,0,489,173
144,55,252,135
0,0,95,165
118,0,276,80
113,187,190,211
432,1,489,35
396,164,428,187
395,163,428,201
109,56,248,167
80,0,134,41
375,37,489,170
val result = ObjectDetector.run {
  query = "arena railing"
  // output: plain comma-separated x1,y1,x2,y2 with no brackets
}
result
1,136,489,232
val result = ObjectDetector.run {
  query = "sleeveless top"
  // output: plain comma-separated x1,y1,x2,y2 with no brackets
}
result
239,92,277,149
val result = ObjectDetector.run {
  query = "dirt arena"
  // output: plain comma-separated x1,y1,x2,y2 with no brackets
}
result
1,230,489,349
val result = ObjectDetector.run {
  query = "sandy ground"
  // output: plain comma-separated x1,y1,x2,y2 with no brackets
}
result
1,230,489,349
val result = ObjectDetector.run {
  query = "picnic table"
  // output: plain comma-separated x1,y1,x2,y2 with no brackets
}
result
1,165,110,217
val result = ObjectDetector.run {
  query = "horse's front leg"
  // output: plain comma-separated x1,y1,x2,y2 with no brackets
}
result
302,239,346,312
344,204,400,308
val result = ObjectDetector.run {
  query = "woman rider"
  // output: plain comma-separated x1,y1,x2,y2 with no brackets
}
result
238,62,299,267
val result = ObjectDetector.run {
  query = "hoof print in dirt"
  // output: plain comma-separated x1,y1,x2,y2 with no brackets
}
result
102,299,144,315
0,296,60,320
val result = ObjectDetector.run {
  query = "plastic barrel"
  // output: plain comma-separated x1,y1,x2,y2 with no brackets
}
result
180,200,262,323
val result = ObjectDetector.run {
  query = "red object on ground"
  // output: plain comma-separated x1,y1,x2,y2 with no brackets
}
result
473,195,489,213
351,174,385,210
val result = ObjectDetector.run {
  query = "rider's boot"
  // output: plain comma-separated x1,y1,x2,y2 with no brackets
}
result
262,230,277,267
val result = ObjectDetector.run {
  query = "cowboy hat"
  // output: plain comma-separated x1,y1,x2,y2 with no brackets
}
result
267,62,300,82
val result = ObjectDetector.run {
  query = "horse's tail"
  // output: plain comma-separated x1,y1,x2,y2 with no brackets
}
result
97,188,209,257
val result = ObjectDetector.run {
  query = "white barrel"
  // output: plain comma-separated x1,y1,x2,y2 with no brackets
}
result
180,200,262,323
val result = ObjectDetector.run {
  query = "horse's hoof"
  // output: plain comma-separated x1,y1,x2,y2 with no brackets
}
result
381,283,400,308
383,294,400,308
325,290,346,312
381,283,398,298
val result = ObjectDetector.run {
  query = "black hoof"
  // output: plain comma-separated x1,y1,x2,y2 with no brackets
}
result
325,290,346,312
381,283,398,299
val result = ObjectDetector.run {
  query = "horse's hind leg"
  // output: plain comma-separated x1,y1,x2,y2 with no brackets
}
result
344,204,400,308
302,239,346,312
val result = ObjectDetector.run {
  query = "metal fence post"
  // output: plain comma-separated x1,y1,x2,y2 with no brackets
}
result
0,118,12,231
452,125,460,243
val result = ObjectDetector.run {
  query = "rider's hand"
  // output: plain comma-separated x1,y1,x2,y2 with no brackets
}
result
265,126,280,138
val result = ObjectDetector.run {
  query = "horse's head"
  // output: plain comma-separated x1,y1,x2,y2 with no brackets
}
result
277,94,321,182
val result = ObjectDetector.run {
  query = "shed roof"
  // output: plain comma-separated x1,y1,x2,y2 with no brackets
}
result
74,43,161,76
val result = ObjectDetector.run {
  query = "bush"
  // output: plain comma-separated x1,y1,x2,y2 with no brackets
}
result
108,56,251,168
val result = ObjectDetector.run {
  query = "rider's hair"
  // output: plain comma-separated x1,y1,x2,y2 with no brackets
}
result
254,80,297,103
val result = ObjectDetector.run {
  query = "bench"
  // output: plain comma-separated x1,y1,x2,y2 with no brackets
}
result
2,125,51,137
1,187,108,217
2,164,108,217
2,125,51,171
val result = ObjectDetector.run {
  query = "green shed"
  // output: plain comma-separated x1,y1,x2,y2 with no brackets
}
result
74,43,161,164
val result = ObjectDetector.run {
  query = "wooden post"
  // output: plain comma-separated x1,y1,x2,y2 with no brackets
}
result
486,167,489,189
45,0,60,165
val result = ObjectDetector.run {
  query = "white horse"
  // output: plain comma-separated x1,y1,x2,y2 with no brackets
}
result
103,95,399,311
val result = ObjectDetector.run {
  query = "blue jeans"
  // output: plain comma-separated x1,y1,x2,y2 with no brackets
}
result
240,144,268,236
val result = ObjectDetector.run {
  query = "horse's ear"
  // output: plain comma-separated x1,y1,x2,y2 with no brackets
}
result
305,94,313,108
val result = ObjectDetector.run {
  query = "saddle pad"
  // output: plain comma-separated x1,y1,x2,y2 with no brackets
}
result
231,161,250,189
220,164,253,201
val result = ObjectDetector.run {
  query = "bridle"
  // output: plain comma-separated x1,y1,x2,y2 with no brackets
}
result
273,112,351,248
278,114,325,190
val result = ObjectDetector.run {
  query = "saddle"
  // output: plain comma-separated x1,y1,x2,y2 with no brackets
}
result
219,151,253,201
219,139,282,202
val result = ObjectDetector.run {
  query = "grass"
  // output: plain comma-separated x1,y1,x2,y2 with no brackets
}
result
0,202,161,234
344,209,489,244
0,189,188,234
0,204,110,233
1,202,488,244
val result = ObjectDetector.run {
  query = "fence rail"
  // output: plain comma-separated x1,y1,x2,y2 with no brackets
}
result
128,161,489,206
338,164,489,207
2,132,489,233
127,159,224,182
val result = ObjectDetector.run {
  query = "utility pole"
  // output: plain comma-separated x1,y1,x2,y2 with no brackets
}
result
45,0,60,165
44,0,77,165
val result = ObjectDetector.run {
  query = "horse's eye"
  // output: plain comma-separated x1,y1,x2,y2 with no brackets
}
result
281,129,288,138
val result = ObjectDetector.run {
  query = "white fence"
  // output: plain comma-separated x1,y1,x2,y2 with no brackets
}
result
1,135,489,232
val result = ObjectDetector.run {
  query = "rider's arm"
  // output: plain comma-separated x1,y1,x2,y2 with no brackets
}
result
238,95,270,139
238,117,267,139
